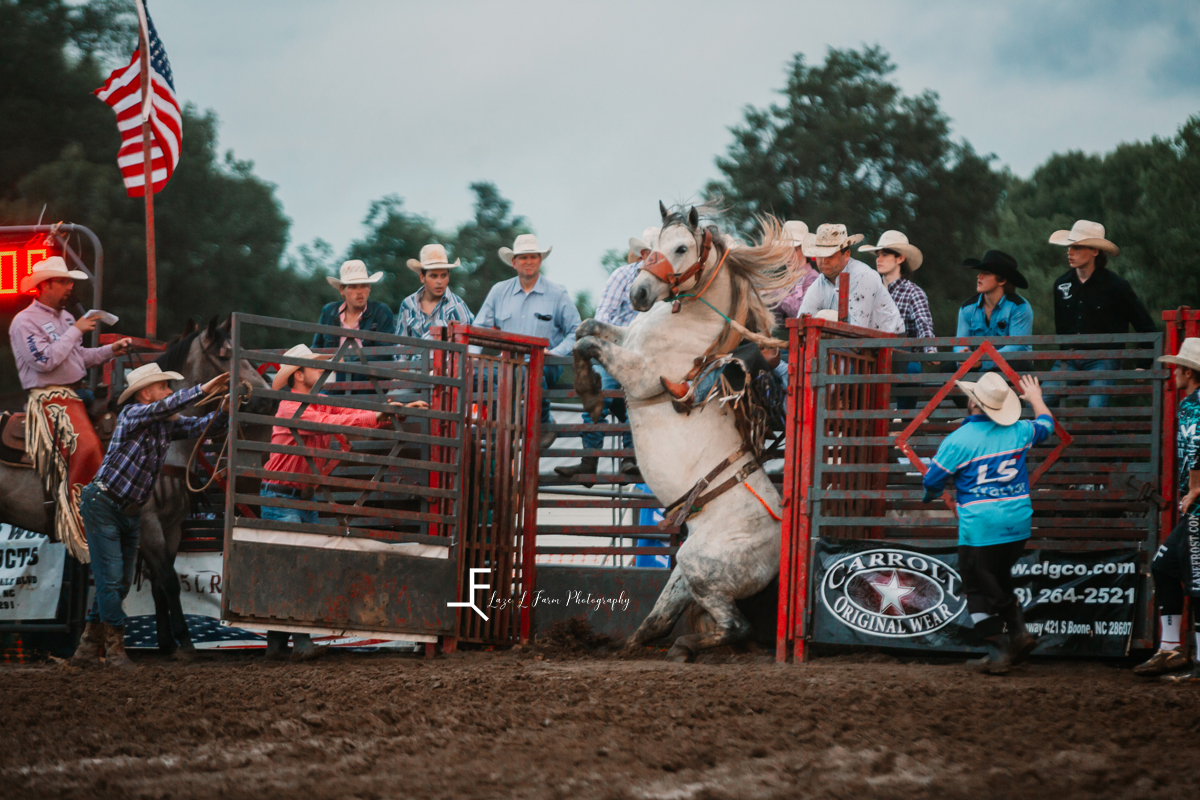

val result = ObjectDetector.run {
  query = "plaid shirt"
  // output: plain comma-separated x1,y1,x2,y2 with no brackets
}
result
95,385,227,505
595,262,640,327
396,288,474,340
887,277,938,353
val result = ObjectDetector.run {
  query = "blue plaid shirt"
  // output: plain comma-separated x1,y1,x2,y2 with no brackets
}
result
595,262,640,326
95,385,227,505
396,288,474,340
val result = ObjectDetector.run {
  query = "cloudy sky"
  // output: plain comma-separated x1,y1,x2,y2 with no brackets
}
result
149,0,1200,298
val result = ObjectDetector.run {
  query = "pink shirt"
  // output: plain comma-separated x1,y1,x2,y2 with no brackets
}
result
8,299,115,389
776,265,821,321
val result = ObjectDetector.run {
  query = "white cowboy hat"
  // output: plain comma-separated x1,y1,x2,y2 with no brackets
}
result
629,226,661,255
955,372,1021,426
1048,220,1119,256
801,223,865,258
272,343,334,391
118,363,185,405
406,244,461,277
1158,338,1200,374
498,234,552,266
782,220,809,248
859,230,924,271
20,256,88,293
326,259,385,290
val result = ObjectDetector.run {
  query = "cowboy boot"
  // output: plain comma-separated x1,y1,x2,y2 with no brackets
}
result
1161,663,1200,684
1134,648,1189,677
539,430,557,451
291,633,326,662
264,630,289,660
554,457,599,487
102,623,140,672
969,634,1013,675
68,621,105,668
619,457,640,478
1003,604,1038,665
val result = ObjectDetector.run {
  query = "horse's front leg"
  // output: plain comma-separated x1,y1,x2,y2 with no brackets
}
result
575,337,663,401
576,318,627,346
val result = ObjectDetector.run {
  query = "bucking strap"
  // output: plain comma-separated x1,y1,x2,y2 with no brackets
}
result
659,442,758,528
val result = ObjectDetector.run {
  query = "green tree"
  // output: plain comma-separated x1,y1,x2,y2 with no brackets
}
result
706,46,1005,333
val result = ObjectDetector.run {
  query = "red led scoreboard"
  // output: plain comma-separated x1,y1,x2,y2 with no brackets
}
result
0,234,62,299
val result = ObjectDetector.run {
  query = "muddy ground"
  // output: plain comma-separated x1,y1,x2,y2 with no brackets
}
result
3,637,1199,800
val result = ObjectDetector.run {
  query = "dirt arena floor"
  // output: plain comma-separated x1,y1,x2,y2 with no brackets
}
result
3,633,1199,800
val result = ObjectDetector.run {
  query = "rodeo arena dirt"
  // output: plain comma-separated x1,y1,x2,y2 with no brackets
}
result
6,212,1200,800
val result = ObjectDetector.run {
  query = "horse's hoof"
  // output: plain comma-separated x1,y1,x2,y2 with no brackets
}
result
667,644,696,663
171,647,197,662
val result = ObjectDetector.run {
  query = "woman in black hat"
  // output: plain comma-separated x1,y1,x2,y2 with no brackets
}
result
954,250,1033,372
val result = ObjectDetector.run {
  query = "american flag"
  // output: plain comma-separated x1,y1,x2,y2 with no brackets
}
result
93,1,182,198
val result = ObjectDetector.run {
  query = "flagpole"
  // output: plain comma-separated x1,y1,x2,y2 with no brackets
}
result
135,0,156,340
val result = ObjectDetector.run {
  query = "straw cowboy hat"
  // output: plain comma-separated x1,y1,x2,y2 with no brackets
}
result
859,230,924,271
326,259,384,290
406,244,461,277
962,249,1028,289
955,372,1021,426
801,224,865,258
1158,338,1200,374
118,363,184,405
629,227,661,255
272,343,333,391
20,255,88,293
1049,220,1120,257
498,234,552,266
782,220,809,248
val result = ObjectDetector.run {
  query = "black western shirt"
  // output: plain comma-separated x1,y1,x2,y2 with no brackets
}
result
1053,266,1156,357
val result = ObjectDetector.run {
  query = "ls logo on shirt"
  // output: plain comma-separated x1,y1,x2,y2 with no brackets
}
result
976,458,1018,485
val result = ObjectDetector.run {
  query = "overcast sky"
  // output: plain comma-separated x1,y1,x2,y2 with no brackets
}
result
148,0,1200,298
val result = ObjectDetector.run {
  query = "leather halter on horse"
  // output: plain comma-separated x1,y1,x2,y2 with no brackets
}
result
638,228,715,304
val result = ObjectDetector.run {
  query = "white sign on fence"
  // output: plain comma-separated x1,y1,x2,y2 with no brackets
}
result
0,524,66,621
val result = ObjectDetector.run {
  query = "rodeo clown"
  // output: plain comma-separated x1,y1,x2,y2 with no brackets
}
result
69,364,231,671
1134,338,1200,681
921,372,1056,674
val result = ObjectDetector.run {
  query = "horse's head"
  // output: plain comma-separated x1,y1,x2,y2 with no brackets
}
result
157,317,276,416
630,203,720,311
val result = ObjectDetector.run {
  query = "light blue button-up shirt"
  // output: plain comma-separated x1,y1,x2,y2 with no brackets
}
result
474,275,581,356
955,292,1034,370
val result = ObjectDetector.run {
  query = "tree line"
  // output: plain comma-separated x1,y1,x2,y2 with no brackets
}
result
2,0,1198,395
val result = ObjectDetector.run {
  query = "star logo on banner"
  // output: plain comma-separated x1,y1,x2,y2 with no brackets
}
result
870,571,915,616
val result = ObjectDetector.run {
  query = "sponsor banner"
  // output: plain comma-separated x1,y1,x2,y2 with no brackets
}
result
0,524,65,620
811,539,1138,657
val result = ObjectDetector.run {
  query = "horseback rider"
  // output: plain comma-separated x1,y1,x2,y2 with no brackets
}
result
7,256,132,560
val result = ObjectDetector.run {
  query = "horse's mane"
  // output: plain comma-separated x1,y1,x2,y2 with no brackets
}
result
156,331,200,373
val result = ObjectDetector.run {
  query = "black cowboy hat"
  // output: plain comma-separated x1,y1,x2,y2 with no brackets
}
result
962,249,1028,289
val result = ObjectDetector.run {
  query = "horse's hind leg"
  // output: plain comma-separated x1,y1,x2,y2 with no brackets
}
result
161,558,197,660
626,568,692,650
668,591,752,663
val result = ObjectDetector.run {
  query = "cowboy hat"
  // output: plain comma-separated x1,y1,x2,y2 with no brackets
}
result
628,226,661,255
962,249,1028,289
498,234,552,266
859,230,924,271
326,259,384,290
782,220,809,248
406,244,461,277
1049,220,1119,256
20,256,88,293
801,224,865,258
1158,338,1200,374
118,363,185,405
272,343,334,391
955,372,1021,426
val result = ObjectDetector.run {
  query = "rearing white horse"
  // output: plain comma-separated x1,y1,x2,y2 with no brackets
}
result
573,204,796,661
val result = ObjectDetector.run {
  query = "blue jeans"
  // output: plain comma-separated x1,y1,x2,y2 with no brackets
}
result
81,483,141,628
260,484,319,525
582,366,632,452
896,359,923,411
1044,358,1120,408
542,364,563,423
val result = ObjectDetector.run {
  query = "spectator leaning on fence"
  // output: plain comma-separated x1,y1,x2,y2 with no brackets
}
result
797,223,905,333
555,228,658,483
396,244,474,340
69,364,231,671
860,231,936,410
921,372,1054,675
1133,338,1200,682
475,233,581,450
955,250,1032,372
773,220,821,324
313,260,395,390
1043,220,1157,408
259,344,428,661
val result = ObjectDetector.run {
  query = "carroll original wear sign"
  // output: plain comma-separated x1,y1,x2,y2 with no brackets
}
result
811,540,1138,657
